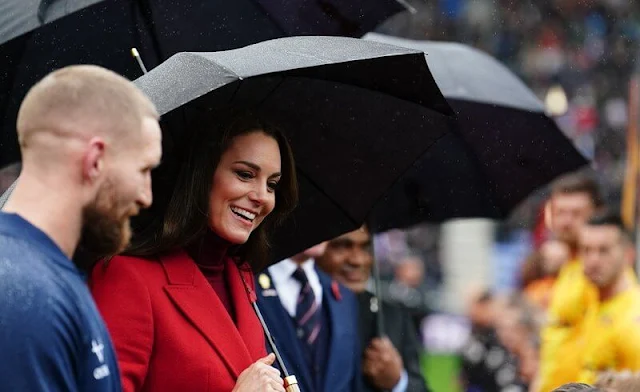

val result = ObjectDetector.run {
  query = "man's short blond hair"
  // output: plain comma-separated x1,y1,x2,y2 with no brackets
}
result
17,65,158,150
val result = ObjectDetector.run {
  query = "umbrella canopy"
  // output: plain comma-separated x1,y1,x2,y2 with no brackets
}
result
0,0,283,168
130,36,455,263
0,0,404,168
0,0,105,43
253,0,405,37
363,33,588,231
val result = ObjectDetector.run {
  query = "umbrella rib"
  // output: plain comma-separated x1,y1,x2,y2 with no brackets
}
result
248,1,289,36
135,0,166,64
294,165,360,227
254,77,286,107
365,129,455,228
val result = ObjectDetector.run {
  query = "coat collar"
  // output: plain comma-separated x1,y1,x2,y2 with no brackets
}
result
160,249,264,378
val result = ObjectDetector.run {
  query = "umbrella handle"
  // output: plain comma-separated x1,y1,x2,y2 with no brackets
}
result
368,217,385,336
284,376,301,392
371,253,385,336
239,272,303,391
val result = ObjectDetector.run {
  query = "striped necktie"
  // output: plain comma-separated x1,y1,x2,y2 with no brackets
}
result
292,267,321,346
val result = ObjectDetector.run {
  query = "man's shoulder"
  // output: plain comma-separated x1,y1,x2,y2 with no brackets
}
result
0,234,91,327
315,268,357,304
0,235,57,292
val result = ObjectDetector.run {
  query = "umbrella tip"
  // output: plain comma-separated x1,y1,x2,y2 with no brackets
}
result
130,47,148,75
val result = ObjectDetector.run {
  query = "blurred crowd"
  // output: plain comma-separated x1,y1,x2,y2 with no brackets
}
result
380,0,640,209
458,173,640,392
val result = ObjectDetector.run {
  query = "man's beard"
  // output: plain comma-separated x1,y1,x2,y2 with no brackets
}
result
77,182,133,264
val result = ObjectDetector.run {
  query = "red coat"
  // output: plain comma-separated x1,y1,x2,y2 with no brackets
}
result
89,249,267,392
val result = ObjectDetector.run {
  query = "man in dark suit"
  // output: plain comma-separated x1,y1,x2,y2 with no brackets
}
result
316,226,430,392
256,243,362,392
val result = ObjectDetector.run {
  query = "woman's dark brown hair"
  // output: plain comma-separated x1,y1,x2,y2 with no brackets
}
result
125,110,298,270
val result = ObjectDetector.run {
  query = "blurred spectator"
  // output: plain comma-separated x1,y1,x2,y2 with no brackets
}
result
384,253,433,331
459,288,502,392
496,294,543,388
520,250,546,289
395,254,425,288
522,239,570,310
537,173,603,392
459,289,530,391
574,212,640,384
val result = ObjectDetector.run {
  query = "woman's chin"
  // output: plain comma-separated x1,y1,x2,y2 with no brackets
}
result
219,230,251,245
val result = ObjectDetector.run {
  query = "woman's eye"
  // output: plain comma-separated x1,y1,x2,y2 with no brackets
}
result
236,171,253,180
267,181,279,192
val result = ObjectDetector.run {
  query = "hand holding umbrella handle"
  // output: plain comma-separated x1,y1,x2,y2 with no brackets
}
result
239,272,303,392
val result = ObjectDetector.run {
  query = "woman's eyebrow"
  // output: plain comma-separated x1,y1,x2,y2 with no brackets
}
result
233,160,260,171
234,160,281,178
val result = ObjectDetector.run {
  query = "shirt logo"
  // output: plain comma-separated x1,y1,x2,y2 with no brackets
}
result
91,338,111,381
91,339,105,363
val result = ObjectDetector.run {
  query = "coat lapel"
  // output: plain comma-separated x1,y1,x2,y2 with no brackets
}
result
257,271,315,392
161,249,253,379
227,261,267,360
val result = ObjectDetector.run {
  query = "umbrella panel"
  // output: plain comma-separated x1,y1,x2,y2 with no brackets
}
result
451,100,588,212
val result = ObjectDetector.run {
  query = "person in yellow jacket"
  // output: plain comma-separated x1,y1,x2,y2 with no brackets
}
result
536,174,604,392
575,212,640,385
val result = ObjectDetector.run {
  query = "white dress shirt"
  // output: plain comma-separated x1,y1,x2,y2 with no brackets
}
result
268,258,323,317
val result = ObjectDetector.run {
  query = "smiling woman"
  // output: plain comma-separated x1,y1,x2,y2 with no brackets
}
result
88,111,299,392
125,112,298,269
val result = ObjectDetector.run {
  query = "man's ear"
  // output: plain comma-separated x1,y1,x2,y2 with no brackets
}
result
625,245,636,268
543,199,553,230
82,137,106,183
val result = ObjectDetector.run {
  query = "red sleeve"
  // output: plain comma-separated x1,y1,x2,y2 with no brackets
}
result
89,258,154,392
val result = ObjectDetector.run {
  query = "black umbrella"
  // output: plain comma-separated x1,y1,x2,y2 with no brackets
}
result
0,0,405,168
129,35,454,264
1,0,164,167
253,0,406,37
363,33,588,232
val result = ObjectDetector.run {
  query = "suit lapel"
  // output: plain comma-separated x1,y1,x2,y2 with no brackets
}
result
319,270,353,392
161,249,253,379
257,271,315,392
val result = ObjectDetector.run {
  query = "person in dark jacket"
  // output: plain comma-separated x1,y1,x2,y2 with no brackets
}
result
316,226,430,392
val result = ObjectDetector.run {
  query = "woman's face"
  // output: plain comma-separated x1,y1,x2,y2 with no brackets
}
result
209,131,281,244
